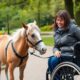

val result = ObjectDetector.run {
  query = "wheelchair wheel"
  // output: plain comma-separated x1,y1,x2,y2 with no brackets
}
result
51,61,80,80
46,68,51,80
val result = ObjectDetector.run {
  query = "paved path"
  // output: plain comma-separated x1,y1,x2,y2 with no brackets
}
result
1,46,80,80
1,46,53,80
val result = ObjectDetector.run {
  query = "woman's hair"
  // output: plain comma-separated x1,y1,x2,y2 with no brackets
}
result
54,10,71,30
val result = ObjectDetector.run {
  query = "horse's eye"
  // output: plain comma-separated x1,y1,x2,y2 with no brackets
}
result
31,34,35,38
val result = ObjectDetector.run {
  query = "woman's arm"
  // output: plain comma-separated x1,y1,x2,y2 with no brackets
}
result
53,45,60,53
53,44,61,57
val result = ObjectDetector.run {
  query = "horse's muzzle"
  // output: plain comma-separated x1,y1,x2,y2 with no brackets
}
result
40,47,47,55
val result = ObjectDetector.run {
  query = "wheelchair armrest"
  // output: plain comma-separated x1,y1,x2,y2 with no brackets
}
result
61,54,76,59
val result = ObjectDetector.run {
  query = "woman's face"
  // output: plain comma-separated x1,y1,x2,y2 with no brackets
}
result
56,17,65,28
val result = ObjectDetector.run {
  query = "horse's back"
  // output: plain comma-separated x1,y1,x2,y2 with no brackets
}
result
0,35,11,64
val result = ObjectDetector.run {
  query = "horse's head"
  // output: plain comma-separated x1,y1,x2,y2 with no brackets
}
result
22,21,47,55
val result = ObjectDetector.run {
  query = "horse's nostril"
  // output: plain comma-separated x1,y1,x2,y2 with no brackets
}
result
42,48,47,52
42,48,44,51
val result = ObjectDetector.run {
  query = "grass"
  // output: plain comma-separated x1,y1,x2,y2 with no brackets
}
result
42,36,54,46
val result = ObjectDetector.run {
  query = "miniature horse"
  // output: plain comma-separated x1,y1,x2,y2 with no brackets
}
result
0,21,47,80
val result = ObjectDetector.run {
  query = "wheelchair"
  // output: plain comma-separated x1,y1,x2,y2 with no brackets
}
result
46,42,80,80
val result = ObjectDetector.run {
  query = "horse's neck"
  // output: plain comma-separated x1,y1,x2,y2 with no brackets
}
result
13,37,29,56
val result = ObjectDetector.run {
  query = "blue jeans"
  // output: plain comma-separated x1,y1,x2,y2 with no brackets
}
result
48,56,60,72
48,55,73,73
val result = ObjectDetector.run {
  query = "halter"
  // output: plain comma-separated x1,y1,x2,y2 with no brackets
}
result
11,42,28,66
27,38,42,47
5,30,42,66
5,40,28,66
25,30,43,47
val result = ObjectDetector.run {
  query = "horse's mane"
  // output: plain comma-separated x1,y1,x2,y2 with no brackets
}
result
11,28,25,42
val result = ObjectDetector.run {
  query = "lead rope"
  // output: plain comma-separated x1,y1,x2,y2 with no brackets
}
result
29,49,53,59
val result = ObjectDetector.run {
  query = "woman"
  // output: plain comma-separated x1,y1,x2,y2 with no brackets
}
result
48,10,80,73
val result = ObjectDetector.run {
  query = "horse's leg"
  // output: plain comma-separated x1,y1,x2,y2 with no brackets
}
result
19,64,26,80
0,62,1,80
8,63,14,80
5,65,9,80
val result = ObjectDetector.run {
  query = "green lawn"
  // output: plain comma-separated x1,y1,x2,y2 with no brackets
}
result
42,36,54,46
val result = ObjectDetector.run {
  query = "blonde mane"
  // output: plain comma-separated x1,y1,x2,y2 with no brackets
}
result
11,28,25,42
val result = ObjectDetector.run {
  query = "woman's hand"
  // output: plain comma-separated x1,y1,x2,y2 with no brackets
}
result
53,51,61,57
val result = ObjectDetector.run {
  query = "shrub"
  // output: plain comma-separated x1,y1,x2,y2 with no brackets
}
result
40,25,53,31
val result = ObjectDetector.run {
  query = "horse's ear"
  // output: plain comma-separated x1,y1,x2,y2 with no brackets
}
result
22,23,28,30
33,20,37,24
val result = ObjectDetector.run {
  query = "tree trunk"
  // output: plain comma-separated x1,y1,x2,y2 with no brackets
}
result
64,0,74,19
37,0,41,27
75,0,80,26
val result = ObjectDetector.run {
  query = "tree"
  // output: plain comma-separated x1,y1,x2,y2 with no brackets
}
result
64,0,74,19
74,0,80,25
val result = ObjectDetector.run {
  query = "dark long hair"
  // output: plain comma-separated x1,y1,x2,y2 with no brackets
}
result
54,10,71,30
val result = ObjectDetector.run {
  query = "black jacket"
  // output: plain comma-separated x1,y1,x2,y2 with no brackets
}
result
53,22,80,54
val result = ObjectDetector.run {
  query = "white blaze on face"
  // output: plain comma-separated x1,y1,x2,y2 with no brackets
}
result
34,30,47,54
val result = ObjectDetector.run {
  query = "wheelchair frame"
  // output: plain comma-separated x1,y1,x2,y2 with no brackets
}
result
46,61,80,80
